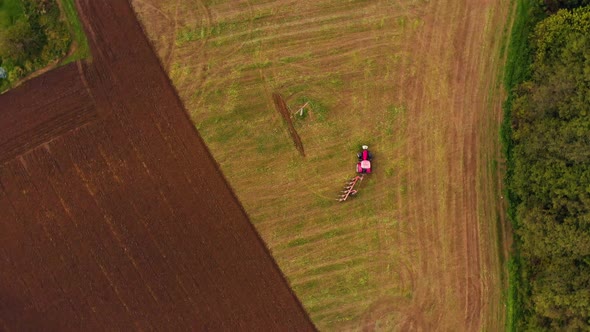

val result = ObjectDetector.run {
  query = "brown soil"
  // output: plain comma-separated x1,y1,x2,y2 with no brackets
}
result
0,0,315,330
0,64,96,163
272,92,305,156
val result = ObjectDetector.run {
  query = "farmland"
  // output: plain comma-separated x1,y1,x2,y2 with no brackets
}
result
132,0,514,329
0,0,313,329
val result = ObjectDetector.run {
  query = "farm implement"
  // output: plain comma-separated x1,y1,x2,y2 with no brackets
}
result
338,145,373,202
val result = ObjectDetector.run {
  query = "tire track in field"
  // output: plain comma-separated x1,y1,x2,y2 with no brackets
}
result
450,1,500,329
445,2,479,330
458,5,482,329
385,0,492,329
396,0,451,327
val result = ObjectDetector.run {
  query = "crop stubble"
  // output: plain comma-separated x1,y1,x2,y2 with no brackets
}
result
132,0,513,330
0,0,314,330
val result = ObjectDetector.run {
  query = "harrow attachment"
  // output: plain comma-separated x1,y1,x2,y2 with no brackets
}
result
338,175,364,202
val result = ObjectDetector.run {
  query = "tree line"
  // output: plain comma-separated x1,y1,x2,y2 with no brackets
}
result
507,0,590,329
0,0,71,91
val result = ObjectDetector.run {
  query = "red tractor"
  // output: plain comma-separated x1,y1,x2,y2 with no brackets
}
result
356,145,373,173
339,145,373,202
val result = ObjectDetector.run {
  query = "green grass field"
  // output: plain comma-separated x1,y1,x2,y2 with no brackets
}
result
59,0,90,62
0,0,23,29
500,0,539,330
132,0,514,329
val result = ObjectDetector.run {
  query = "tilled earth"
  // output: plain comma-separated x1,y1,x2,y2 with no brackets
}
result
0,1,314,330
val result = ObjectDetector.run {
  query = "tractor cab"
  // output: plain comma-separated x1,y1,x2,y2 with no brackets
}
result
356,145,372,173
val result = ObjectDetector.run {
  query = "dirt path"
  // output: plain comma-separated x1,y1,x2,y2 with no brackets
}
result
272,92,305,156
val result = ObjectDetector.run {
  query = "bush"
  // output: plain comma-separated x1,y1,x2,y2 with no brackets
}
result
508,4,590,330
0,0,72,92
7,65,24,81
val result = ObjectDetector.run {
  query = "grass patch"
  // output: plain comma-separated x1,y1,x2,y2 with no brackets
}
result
295,267,374,324
293,96,329,122
240,60,273,71
294,268,373,300
59,0,90,63
256,130,289,154
0,0,23,29
279,53,311,64
286,228,348,248
500,0,545,330
294,279,320,293
287,237,311,248
502,0,537,92
506,255,522,332
176,19,253,47
324,73,344,89
303,258,367,277
253,8,275,21
196,110,252,144
284,84,310,97
176,26,205,46
386,104,406,118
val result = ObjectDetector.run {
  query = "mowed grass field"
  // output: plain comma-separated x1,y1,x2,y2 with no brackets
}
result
132,0,514,329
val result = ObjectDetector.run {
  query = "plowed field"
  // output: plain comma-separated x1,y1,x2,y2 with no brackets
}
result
0,0,314,330
132,0,514,330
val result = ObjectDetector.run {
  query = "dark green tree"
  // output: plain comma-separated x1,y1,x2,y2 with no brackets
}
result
0,18,44,63
511,5,590,330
